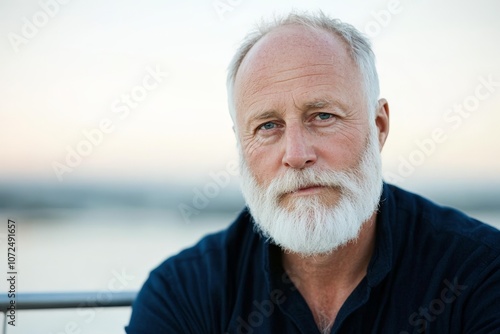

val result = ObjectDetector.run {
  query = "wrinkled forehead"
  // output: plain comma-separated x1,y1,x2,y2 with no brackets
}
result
235,25,358,82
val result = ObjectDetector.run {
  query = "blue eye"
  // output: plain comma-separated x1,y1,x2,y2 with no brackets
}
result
316,113,333,120
259,122,277,130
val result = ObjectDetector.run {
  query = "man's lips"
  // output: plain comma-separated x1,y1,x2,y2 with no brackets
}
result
289,185,325,195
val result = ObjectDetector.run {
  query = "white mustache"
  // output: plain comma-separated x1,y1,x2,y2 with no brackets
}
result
265,167,361,201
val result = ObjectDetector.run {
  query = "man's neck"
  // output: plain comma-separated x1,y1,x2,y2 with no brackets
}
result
281,213,378,331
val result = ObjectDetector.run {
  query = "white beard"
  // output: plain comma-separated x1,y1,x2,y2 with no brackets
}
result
238,123,383,256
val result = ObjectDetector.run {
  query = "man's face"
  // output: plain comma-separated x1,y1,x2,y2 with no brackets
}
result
233,25,386,255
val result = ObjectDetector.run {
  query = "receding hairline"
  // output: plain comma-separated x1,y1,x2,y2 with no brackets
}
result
233,24,357,85
234,24,360,91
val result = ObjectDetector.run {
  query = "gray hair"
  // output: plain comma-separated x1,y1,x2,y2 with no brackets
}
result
226,11,380,123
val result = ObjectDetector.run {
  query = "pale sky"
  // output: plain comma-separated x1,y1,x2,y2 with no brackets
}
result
1,0,499,188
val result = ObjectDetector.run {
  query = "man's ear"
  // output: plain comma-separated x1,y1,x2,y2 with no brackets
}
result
375,98,390,151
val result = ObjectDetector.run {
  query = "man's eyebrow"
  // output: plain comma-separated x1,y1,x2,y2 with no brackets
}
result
304,100,331,109
248,110,282,123
303,99,348,114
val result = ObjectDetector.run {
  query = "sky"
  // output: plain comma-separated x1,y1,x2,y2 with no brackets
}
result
1,0,499,189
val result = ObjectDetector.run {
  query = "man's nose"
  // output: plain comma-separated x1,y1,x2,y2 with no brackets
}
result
282,124,317,169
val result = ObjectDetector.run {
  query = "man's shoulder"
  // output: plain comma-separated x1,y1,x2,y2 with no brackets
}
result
379,184,500,333
387,183,500,248
386,183,500,251
385,183,500,282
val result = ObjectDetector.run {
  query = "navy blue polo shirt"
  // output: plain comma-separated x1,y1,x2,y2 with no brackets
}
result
126,183,500,333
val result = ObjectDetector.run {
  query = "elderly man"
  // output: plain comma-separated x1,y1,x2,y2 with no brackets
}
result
127,12,500,334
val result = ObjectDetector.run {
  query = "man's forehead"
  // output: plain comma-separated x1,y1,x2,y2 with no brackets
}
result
235,25,353,82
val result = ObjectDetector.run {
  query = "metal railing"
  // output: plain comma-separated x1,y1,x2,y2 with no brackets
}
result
0,291,137,334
